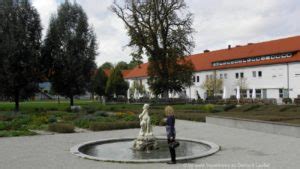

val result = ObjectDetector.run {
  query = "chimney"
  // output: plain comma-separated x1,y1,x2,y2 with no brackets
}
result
204,49,210,53
228,45,231,49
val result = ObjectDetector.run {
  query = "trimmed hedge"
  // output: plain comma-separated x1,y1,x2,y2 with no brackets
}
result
89,121,140,131
0,130,36,137
48,123,75,133
243,105,261,112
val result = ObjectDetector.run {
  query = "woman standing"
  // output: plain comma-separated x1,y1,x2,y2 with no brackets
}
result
165,106,176,164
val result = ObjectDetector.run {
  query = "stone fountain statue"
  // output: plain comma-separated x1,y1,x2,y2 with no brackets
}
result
133,104,158,151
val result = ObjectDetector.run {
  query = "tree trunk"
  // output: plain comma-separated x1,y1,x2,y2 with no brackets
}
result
57,96,60,104
163,91,169,99
70,96,74,106
14,90,20,112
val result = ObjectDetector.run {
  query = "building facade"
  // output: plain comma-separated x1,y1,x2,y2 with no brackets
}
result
123,36,300,103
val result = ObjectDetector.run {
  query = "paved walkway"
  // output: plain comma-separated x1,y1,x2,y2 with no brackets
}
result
0,120,299,169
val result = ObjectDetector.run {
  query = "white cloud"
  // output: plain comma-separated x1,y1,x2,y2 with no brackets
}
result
32,0,58,36
32,0,300,66
187,0,300,52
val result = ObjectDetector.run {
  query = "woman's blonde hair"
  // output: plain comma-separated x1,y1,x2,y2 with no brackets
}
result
165,106,174,116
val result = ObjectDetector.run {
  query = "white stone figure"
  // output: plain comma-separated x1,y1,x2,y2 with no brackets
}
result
138,104,153,137
133,104,158,151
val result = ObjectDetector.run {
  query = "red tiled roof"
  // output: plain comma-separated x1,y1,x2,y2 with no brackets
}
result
123,35,300,79
123,63,149,79
122,69,132,77
104,68,132,78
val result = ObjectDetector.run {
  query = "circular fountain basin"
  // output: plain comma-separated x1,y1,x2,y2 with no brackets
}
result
70,137,219,163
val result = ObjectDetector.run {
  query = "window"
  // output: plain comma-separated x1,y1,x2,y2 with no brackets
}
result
192,76,195,82
279,89,288,98
241,89,247,98
258,71,262,77
236,73,239,79
212,52,293,67
196,76,200,82
240,72,244,78
256,89,262,98
262,89,267,99
224,73,228,79
206,75,209,80
220,74,223,79
252,71,256,77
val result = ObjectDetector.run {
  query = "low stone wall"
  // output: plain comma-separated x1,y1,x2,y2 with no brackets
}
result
206,116,300,138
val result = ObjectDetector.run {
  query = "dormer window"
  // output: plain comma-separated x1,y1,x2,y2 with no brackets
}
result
212,52,293,67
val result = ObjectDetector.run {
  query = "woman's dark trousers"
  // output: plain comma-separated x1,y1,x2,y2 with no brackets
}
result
169,146,176,162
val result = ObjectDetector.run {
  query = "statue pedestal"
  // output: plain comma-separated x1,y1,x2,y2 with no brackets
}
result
132,135,158,151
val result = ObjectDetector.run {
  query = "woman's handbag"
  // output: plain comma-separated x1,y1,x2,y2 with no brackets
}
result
169,141,180,149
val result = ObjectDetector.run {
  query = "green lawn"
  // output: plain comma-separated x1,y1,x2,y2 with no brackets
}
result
0,101,299,137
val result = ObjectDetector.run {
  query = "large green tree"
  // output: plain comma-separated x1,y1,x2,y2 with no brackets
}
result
90,67,108,98
100,62,113,70
112,0,195,98
105,66,129,98
43,1,97,106
0,0,42,111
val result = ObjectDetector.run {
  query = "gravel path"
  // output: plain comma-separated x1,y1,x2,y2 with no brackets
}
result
0,120,299,169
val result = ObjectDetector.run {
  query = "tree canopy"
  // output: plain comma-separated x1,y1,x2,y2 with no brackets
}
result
201,72,223,97
100,62,113,70
91,67,108,97
42,0,97,106
105,66,129,98
0,0,42,111
111,0,195,98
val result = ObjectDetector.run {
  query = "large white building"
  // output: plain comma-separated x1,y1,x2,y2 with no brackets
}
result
123,36,300,103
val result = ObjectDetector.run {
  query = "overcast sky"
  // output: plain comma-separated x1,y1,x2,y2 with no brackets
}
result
32,0,300,67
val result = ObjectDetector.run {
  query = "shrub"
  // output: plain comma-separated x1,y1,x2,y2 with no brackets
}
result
202,104,215,113
0,130,36,137
85,107,96,114
159,119,166,126
94,111,109,117
224,105,236,111
211,106,224,113
175,114,205,122
74,119,91,128
10,115,31,130
34,108,46,112
115,112,127,118
31,115,48,126
149,112,164,125
243,105,260,112
48,115,57,123
48,123,75,133
89,121,140,131
0,114,14,121
279,106,292,112
283,98,292,104
123,114,138,121
294,98,300,105
0,121,10,130
62,114,78,121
